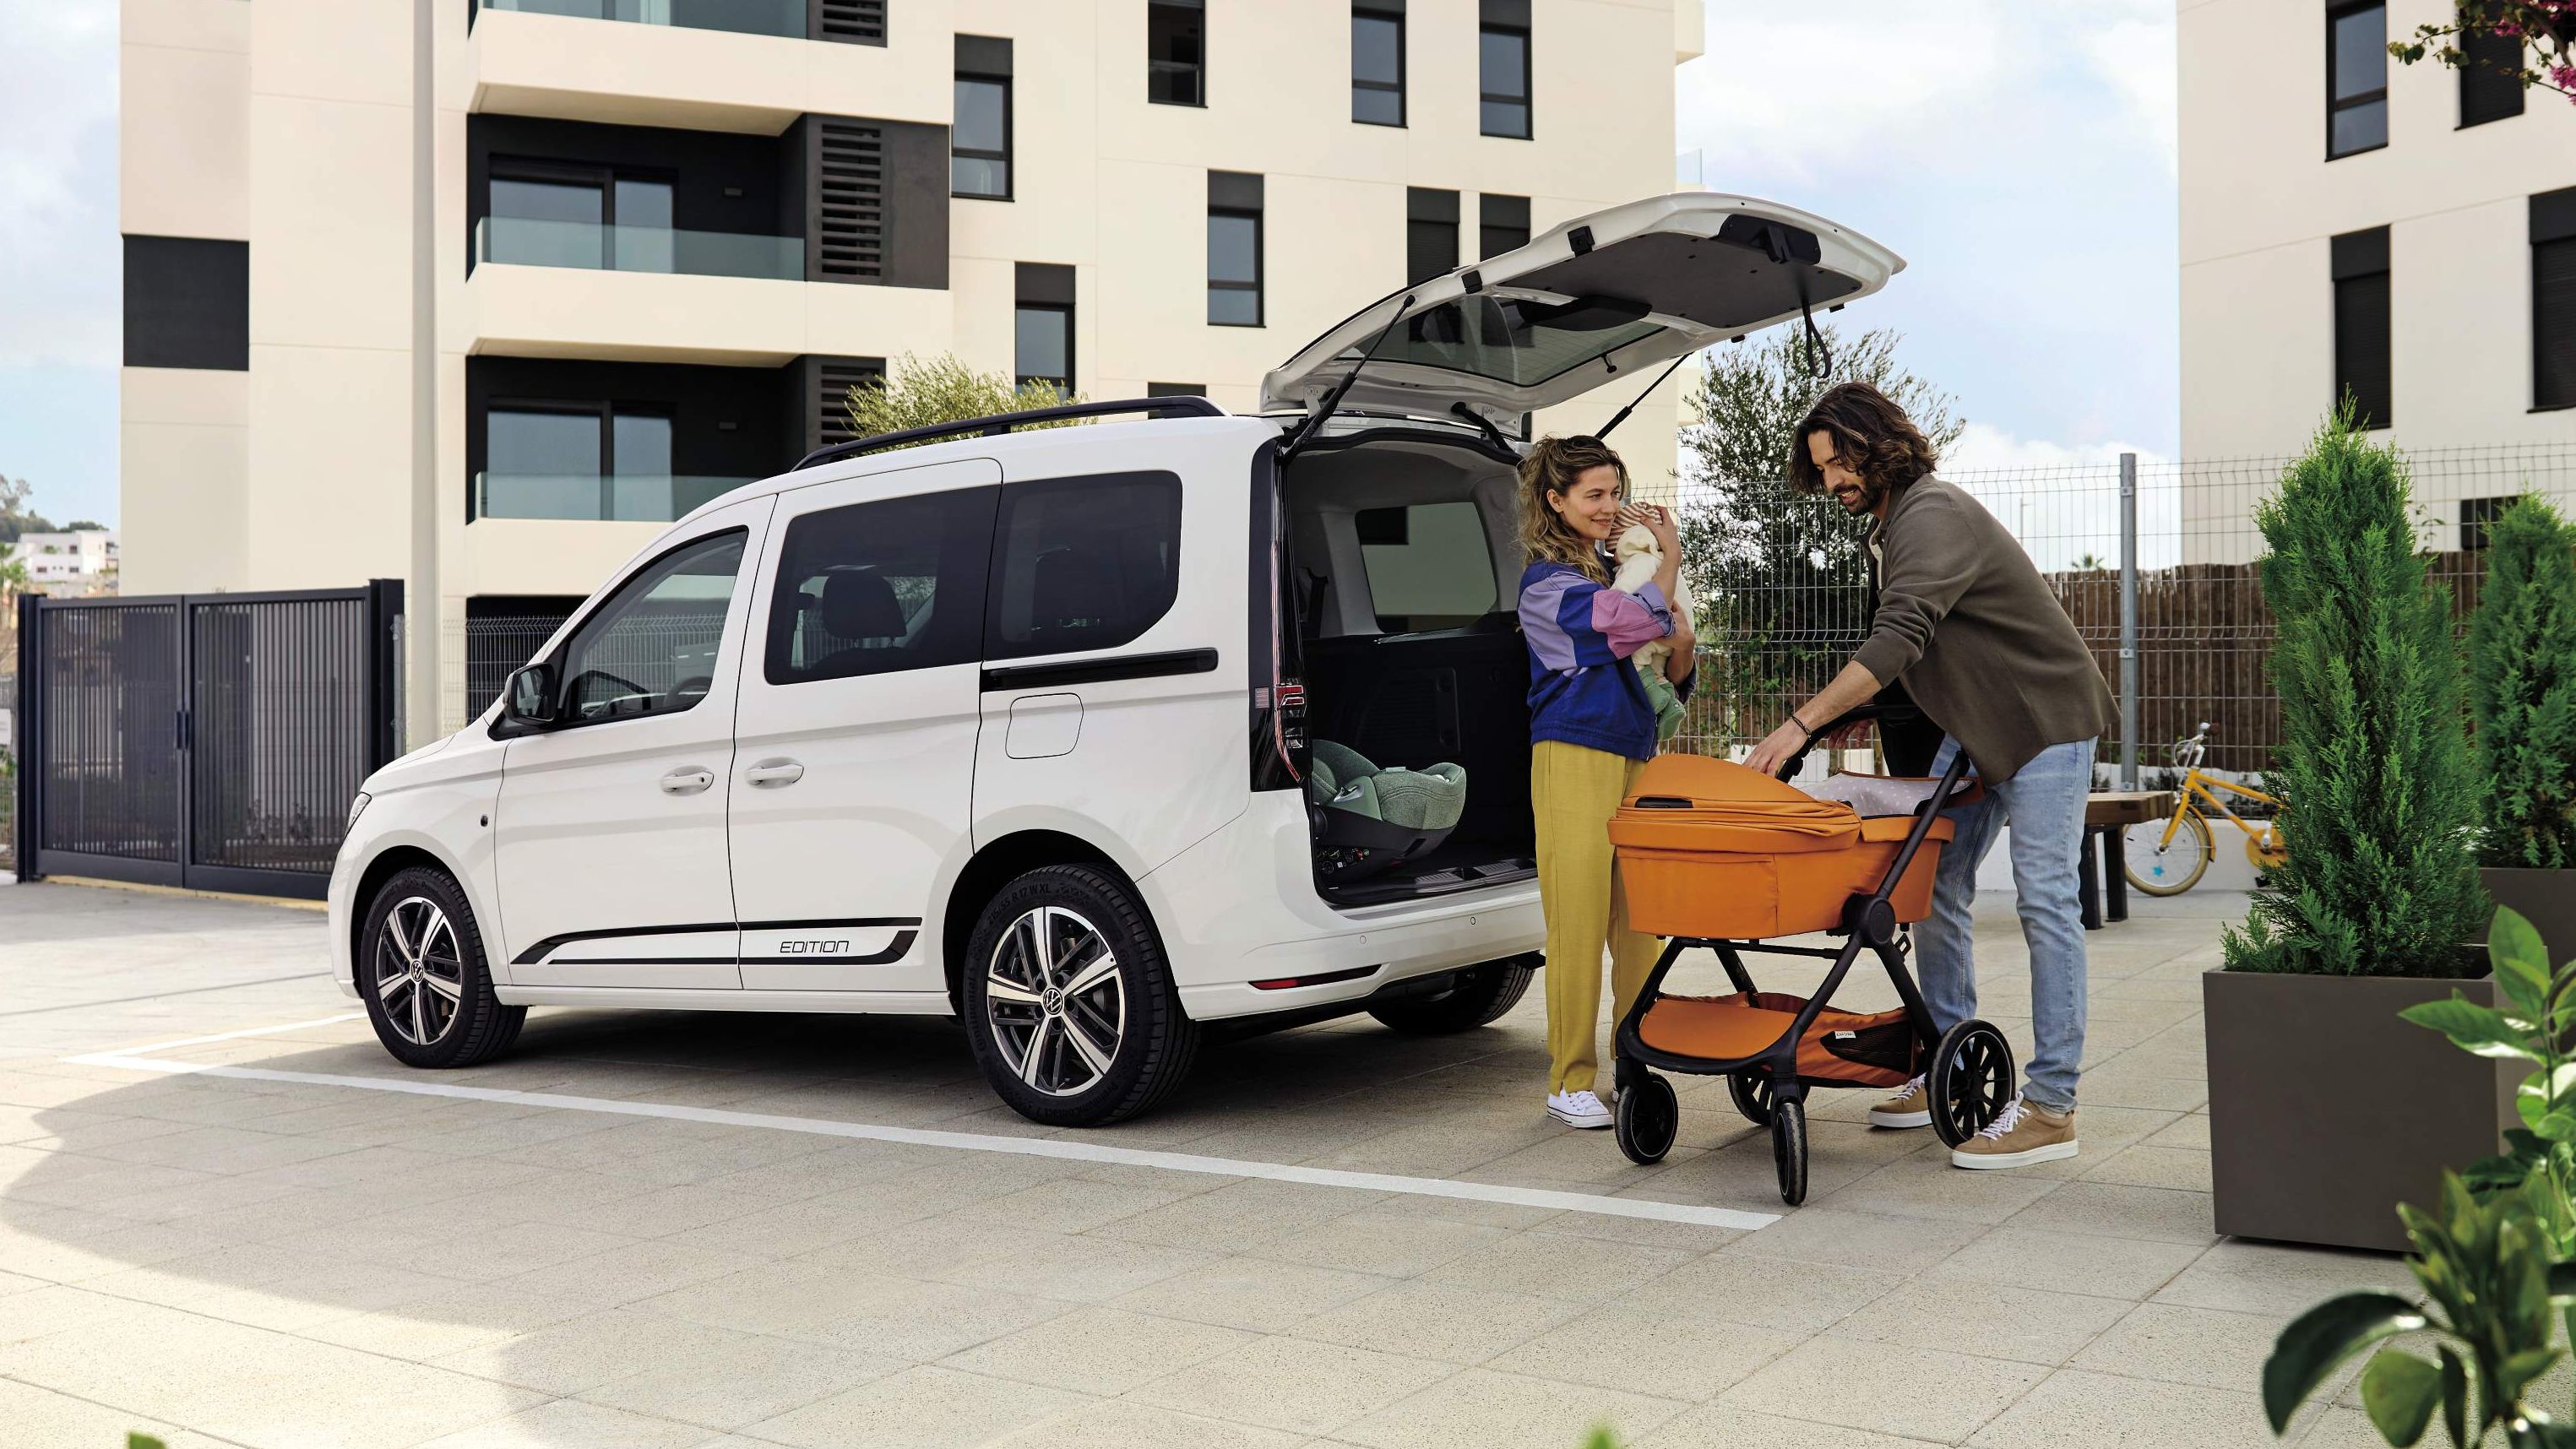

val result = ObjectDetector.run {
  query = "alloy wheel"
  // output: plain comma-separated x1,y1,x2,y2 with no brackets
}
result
983,904,1128,1098
373,896,465,1046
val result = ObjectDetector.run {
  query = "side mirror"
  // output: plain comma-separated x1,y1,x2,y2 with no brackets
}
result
504,662,558,726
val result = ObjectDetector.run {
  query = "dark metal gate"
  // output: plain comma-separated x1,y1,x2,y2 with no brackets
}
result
11,582,402,899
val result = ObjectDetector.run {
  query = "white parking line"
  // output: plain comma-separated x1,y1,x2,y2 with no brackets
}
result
64,1032,1780,1232
85,1012,369,1057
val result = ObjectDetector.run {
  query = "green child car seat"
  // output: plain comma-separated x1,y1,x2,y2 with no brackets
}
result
1306,741,1469,882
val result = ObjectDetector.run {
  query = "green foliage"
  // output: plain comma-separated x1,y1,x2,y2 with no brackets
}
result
2389,3,2576,102
1674,324,1963,741
129,1435,168,1449
840,352,1085,453
2264,1174,2576,1446
2223,410,2486,977
0,475,57,545
2406,908,2576,1258
2468,497,2576,870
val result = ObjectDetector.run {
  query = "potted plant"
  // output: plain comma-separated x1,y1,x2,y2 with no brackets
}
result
2206,412,2503,1252
2468,496,2576,967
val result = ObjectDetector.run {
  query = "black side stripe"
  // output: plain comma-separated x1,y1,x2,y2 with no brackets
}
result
981,648,1217,693
548,934,917,969
515,917,921,966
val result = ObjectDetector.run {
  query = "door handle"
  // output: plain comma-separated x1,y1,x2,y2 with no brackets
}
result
659,768,715,795
745,759,805,788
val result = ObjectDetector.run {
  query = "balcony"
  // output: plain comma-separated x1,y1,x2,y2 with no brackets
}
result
476,472,753,523
474,216,802,282
479,0,807,41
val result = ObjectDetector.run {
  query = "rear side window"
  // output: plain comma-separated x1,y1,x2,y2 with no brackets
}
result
1356,502,1497,632
987,471,1183,659
764,486,999,685
557,529,746,724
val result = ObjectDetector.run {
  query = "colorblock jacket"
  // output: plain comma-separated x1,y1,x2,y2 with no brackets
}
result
1518,560,1692,762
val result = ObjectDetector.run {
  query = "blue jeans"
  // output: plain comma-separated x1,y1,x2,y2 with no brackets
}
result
1914,735,2093,1112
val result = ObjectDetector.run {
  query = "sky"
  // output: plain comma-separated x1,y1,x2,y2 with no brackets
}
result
0,1,2180,532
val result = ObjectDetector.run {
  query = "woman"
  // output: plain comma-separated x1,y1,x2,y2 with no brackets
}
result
1515,435,1696,1129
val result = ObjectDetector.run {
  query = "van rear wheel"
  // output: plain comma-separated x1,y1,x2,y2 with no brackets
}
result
963,865,1198,1127
1366,954,1538,1034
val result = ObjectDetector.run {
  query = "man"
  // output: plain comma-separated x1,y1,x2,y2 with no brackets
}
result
1743,383,2115,1169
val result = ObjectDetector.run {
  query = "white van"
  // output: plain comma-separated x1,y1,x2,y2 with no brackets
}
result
329,193,1900,1126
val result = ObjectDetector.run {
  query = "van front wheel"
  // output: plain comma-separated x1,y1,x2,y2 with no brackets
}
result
1367,954,1538,1035
963,865,1199,1127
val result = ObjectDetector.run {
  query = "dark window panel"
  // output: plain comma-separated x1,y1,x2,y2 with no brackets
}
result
1479,192,1530,258
1149,0,1205,106
1208,208,1262,326
953,75,1012,198
1406,187,1458,285
1352,8,1405,126
1478,25,1530,138
2537,236,2576,410
1146,382,1205,397
2459,19,2526,127
764,486,999,686
2333,269,2393,428
123,236,249,371
2326,3,2388,159
984,471,1185,660
1014,306,1072,388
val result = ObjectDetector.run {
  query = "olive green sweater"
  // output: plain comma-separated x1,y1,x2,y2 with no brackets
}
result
1852,478,2117,784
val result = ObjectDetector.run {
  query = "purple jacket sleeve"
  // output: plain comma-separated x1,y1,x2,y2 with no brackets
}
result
1519,566,1673,669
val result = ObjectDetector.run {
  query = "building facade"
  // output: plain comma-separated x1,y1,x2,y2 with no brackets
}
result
3,531,121,594
2179,0,2576,556
119,0,1703,734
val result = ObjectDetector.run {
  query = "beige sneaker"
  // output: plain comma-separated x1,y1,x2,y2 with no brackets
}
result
1951,1098,2078,1170
1868,1074,1931,1128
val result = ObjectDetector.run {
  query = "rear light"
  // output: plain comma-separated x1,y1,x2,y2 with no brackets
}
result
1250,964,1378,991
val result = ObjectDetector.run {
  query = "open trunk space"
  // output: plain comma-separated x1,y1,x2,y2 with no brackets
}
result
1281,427,1536,907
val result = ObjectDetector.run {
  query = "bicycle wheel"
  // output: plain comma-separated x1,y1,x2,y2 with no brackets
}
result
2122,810,2211,896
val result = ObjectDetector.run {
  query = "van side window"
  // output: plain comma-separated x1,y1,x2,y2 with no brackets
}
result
765,486,998,685
986,471,1183,659
556,529,746,724
1356,502,1496,632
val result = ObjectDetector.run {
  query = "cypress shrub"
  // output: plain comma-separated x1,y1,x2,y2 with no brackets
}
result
2223,412,2484,976
2468,495,2576,870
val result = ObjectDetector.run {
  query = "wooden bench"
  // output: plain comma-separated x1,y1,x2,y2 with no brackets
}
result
2077,790,2177,929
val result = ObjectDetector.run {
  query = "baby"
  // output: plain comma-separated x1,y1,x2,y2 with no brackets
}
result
1609,516,1694,741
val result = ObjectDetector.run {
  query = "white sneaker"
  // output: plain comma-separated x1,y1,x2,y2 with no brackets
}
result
1547,1089,1613,1129
1868,1075,1931,1129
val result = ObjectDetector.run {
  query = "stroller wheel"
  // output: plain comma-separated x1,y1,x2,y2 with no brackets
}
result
1929,1019,2016,1148
1615,1072,1680,1165
1726,1072,1775,1127
1770,1095,1808,1206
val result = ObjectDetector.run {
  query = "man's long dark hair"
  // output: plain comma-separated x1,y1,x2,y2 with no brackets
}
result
1787,381,1941,499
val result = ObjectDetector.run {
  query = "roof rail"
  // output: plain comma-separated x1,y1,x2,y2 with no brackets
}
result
792,395,1229,471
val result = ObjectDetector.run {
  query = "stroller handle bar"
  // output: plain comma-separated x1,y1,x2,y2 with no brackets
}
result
1774,703,1921,784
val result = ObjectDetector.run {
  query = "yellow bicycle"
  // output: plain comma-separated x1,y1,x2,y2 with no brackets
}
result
2122,722,2288,897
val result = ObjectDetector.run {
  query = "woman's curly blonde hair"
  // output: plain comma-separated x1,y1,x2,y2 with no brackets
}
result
1515,434,1628,583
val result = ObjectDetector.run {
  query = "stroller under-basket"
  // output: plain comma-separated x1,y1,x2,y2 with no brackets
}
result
1605,706,2017,1205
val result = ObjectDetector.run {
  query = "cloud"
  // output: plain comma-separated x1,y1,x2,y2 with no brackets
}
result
0,0,119,368
1943,424,2184,571
2083,17,2181,177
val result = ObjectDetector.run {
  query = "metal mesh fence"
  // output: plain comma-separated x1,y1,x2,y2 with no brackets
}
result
443,610,578,728
1630,443,2576,778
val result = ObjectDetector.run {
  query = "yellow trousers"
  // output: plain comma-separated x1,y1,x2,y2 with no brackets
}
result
1532,740,1660,1095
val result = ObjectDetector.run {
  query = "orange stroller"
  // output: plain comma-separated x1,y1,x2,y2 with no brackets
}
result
1605,707,2015,1204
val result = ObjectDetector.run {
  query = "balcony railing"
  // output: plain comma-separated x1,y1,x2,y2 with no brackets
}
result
476,473,753,523
478,0,807,40
476,217,803,282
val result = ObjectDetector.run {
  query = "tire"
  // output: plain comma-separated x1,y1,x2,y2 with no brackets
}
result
359,866,525,1070
1366,954,1537,1035
2121,811,2211,896
1726,1071,1775,1127
1927,1018,2015,1148
1615,1072,1680,1164
1770,1095,1808,1207
963,864,1200,1128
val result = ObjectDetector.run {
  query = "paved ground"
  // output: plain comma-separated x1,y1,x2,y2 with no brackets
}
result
0,876,2420,1449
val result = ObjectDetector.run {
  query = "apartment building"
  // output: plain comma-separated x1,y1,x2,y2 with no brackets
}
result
118,0,1704,734
2179,0,2576,557
4,531,121,594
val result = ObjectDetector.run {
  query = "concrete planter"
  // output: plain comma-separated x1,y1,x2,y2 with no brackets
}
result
2482,867,2576,969
2204,967,2520,1253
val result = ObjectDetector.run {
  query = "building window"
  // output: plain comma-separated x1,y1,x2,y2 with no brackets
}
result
1146,382,1205,397
2331,225,2392,429
1351,3,1405,127
1148,0,1204,106
484,402,687,522
2460,19,2527,128
1014,262,1075,392
2537,187,2576,411
2327,3,2388,159
1406,187,1459,286
1479,0,1530,139
485,166,677,271
1208,171,1264,327
1479,193,1530,259
2461,496,2519,551
123,235,249,371
954,35,1013,199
